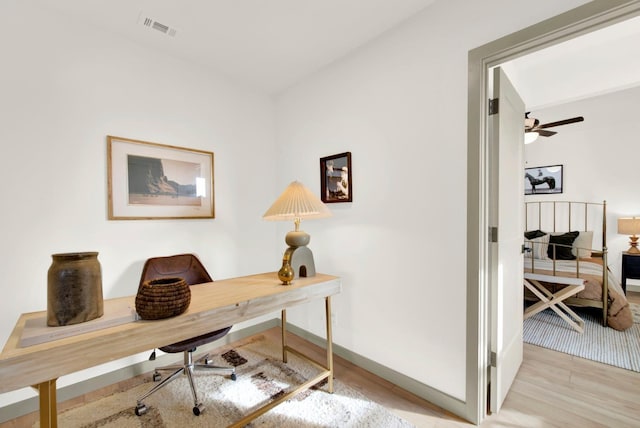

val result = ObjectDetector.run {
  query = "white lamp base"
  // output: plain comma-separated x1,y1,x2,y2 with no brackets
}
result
284,246,316,279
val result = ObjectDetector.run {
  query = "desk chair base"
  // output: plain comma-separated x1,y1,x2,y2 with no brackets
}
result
135,350,236,417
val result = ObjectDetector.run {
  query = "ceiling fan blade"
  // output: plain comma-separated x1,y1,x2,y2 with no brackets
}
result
537,129,557,137
537,116,584,129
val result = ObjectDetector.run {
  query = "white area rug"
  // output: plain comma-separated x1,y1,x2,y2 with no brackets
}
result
523,303,640,372
36,335,414,427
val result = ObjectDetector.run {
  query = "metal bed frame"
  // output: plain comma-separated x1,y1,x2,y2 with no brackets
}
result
524,200,608,326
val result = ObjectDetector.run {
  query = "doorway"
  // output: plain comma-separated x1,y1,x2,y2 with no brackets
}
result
465,1,640,424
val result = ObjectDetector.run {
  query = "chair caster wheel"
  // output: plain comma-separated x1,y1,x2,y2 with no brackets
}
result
135,403,148,416
231,373,237,381
193,403,204,416
152,372,162,382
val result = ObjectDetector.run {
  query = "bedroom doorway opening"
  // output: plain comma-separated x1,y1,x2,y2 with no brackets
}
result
466,1,640,424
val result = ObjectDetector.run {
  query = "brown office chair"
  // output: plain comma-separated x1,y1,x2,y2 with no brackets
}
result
134,254,236,417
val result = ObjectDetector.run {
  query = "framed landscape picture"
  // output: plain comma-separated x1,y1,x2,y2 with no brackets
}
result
107,136,214,219
320,152,352,203
524,164,563,195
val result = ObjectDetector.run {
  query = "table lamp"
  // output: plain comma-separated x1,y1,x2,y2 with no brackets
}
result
618,217,640,254
263,181,332,285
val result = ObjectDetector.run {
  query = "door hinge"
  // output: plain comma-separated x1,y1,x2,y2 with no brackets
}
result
489,227,498,243
488,98,499,115
490,351,497,367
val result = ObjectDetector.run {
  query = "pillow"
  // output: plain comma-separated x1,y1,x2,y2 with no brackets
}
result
571,231,594,258
524,233,550,260
548,231,580,260
524,230,546,240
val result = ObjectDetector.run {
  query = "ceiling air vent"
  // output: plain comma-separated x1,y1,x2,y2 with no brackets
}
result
139,14,177,37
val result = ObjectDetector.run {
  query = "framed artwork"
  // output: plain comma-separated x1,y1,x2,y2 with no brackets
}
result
107,136,214,219
320,152,352,203
524,164,563,195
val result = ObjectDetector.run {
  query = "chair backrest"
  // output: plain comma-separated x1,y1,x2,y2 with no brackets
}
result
139,254,213,288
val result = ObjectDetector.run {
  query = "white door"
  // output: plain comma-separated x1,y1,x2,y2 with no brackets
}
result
488,67,524,413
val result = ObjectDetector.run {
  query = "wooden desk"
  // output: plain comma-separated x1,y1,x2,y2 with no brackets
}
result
0,272,341,428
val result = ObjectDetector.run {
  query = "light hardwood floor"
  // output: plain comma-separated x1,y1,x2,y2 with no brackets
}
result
2,292,639,427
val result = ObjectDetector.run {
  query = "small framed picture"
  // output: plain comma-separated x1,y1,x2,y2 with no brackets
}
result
524,164,563,195
107,136,215,219
320,152,352,203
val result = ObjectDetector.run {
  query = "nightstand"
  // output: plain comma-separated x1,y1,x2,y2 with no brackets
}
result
621,252,640,294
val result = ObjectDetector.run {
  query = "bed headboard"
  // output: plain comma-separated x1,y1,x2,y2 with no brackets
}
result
524,200,607,250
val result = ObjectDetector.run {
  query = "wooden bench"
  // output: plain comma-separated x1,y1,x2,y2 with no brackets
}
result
524,272,585,333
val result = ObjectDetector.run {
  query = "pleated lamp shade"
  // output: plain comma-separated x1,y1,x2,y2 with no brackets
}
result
263,181,332,222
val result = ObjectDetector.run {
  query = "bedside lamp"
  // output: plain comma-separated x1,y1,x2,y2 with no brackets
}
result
263,181,332,285
618,217,640,254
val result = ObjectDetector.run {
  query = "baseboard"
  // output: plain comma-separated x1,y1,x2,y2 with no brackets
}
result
627,284,640,293
284,323,467,419
0,319,279,423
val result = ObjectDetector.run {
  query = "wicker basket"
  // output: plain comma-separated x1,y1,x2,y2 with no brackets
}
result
135,277,191,320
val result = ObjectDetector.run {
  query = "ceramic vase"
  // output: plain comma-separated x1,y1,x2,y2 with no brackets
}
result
47,252,104,326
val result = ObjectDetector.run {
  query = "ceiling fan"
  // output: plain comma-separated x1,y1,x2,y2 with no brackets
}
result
524,112,584,143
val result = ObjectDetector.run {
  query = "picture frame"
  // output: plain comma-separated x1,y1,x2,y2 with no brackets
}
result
320,152,352,203
107,136,215,219
524,164,563,195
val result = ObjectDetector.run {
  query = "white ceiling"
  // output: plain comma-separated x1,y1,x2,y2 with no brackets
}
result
32,0,436,94
502,15,640,111
31,1,640,99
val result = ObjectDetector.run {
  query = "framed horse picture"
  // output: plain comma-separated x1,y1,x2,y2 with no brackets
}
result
524,164,563,195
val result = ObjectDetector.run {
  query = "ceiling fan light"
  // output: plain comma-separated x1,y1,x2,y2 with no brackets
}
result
524,131,539,144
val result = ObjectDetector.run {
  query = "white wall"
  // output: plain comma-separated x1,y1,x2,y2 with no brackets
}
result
0,2,279,406
274,0,589,401
524,85,640,282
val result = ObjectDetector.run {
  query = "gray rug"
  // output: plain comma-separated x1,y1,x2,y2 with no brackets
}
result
523,303,640,372
36,335,414,427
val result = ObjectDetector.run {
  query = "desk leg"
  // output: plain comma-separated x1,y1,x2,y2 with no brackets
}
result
281,309,288,363
32,379,58,428
325,296,334,393
230,298,335,427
